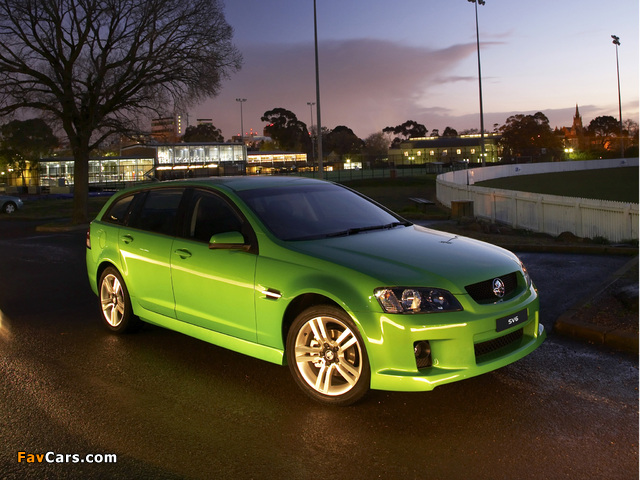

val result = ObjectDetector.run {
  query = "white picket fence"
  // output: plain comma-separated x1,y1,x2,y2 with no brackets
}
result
436,158,639,242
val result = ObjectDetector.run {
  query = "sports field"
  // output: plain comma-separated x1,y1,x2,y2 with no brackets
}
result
475,167,638,203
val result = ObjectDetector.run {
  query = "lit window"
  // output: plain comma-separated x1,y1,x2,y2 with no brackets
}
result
457,149,462,155
404,151,409,157
471,148,476,154
442,150,447,155
417,151,422,156
430,150,435,156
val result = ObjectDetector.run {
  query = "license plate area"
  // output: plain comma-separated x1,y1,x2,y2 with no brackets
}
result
496,309,527,332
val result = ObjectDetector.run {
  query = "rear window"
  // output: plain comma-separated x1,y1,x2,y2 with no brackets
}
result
129,189,184,236
102,194,135,225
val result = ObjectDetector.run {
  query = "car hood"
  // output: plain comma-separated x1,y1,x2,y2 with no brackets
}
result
288,225,522,292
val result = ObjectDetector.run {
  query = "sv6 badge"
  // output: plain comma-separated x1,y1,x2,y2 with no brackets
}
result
496,309,528,332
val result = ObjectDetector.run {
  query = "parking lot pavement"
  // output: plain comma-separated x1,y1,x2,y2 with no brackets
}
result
0,227,637,480
554,255,638,353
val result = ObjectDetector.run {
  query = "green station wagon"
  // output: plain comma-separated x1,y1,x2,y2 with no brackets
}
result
86,176,545,405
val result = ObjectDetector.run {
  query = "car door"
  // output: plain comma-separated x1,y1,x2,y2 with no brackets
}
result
118,187,185,319
171,188,258,342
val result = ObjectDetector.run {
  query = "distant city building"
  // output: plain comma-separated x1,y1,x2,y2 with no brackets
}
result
246,151,308,174
388,134,501,166
151,114,187,143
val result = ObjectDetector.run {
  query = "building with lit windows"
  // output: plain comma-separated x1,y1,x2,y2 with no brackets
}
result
33,143,311,192
246,151,309,174
154,142,246,179
37,156,155,193
151,114,186,143
388,134,501,166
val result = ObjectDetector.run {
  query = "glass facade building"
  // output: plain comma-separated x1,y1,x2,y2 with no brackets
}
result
156,143,246,169
37,143,249,189
34,144,312,190
39,157,154,188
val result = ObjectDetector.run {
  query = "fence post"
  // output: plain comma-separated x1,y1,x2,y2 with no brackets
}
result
574,200,582,238
490,192,496,223
538,196,544,232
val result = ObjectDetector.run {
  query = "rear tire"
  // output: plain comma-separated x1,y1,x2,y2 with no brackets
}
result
286,306,370,406
98,267,140,333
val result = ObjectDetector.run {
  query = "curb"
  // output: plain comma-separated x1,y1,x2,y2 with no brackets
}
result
35,222,89,233
554,256,639,354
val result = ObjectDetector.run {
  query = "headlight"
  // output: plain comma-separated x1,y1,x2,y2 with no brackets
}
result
374,287,463,314
520,261,532,288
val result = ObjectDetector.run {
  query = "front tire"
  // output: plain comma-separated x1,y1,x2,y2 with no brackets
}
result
286,306,370,406
3,202,16,214
98,267,139,333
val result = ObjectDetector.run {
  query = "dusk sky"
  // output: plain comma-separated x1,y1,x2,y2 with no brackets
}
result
190,0,639,140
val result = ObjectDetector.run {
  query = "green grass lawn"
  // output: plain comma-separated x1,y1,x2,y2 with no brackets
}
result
475,167,639,203
339,175,447,219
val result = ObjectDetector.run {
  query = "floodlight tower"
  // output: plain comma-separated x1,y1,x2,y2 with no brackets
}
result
468,0,486,166
611,35,624,158
313,0,323,177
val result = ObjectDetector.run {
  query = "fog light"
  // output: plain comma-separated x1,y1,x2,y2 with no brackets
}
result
414,340,432,369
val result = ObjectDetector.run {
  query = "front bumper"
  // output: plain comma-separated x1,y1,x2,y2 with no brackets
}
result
357,290,545,392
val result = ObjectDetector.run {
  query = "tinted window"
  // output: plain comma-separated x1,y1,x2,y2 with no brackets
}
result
131,189,184,235
102,194,135,225
186,190,243,243
237,183,401,241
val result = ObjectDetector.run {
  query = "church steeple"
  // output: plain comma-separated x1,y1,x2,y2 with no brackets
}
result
572,104,583,131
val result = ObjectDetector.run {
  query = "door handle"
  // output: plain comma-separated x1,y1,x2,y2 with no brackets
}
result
120,234,134,244
174,248,192,259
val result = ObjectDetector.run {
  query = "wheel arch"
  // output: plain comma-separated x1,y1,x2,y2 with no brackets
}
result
281,293,342,354
96,260,122,288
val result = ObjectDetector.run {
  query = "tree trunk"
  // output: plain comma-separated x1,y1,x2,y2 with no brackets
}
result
71,141,90,224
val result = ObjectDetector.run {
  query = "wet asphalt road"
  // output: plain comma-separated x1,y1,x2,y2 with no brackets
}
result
0,221,637,479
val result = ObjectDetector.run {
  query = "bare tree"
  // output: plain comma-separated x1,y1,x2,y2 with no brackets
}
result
0,0,242,222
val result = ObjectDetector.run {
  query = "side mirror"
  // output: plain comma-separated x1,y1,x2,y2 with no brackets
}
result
208,231,250,251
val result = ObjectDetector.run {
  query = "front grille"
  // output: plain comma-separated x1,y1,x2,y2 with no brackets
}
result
465,272,519,304
474,328,523,360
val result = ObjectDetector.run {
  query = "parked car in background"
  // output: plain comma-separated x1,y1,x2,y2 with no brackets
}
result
86,176,545,405
0,194,23,214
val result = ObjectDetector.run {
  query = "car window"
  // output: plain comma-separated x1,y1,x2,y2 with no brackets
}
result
130,188,184,236
186,189,244,243
237,183,402,241
102,194,136,225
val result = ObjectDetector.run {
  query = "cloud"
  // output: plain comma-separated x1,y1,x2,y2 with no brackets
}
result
192,38,481,138
193,37,609,140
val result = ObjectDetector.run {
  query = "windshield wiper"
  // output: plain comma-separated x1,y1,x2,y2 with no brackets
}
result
325,221,412,238
286,221,412,241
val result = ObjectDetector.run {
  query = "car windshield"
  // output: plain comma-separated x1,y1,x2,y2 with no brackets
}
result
237,183,410,241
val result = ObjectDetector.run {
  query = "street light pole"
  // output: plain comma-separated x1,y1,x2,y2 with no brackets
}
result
611,35,624,158
468,0,486,166
307,101,316,165
313,0,323,178
235,98,246,144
